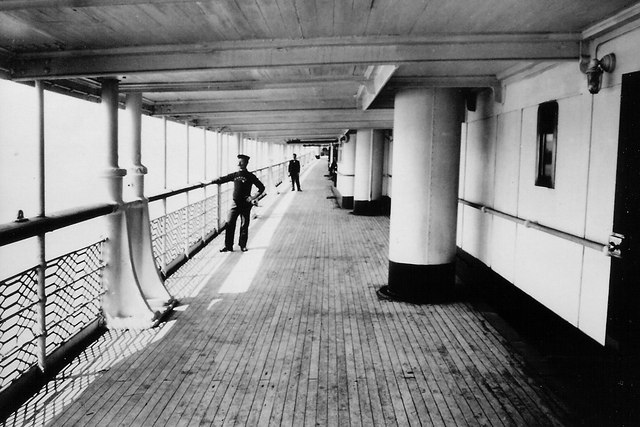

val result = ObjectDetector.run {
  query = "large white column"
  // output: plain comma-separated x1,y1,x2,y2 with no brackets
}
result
335,133,356,209
101,80,163,329
124,93,176,313
353,129,385,215
378,88,464,303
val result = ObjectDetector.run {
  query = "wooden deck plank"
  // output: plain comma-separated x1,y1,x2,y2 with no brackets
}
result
8,160,576,427
277,243,315,427
446,303,567,425
437,303,540,425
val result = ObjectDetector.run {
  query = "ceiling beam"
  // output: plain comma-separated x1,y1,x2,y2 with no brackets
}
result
194,120,393,133
120,77,365,93
153,99,356,115
235,129,346,138
388,75,500,89
0,0,203,10
191,109,393,126
10,34,581,80
582,2,640,40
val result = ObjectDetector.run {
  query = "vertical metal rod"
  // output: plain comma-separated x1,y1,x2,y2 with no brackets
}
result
202,128,207,240
217,132,223,230
185,121,190,255
35,80,47,373
162,117,168,271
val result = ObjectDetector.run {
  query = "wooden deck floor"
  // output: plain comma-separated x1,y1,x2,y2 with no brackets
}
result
3,160,573,426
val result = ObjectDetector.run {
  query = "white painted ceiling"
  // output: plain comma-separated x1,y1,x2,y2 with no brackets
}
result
0,0,637,142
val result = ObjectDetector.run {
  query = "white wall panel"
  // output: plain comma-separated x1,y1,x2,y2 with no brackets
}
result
514,226,583,326
457,207,464,247
461,205,492,266
517,96,590,236
490,217,518,283
458,122,468,199
584,86,621,243
493,110,522,215
464,117,496,205
503,62,582,112
579,248,611,345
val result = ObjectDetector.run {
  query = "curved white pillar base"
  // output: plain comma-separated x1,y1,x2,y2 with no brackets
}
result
125,200,176,305
102,206,176,330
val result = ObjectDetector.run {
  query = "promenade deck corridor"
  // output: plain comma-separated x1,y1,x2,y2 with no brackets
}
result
3,160,572,426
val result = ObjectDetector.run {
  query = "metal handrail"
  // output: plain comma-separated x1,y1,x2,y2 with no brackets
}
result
458,198,608,253
147,159,292,203
0,159,297,248
0,204,118,247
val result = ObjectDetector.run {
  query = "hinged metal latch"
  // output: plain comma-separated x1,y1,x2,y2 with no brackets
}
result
607,233,625,258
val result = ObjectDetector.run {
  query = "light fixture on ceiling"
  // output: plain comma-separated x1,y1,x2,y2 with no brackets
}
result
580,53,616,94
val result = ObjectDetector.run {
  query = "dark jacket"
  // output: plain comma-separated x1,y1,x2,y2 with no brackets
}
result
288,159,301,175
214,170,265,204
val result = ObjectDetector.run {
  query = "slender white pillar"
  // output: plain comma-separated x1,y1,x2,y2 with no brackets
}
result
378,88,464,303
353,129,385,215
101,79,160,329
203,128,208,240
216,131,223,230
124,93,175,311
336,133,356,209
371,130,384,200
35,81,47,372
353,129,372,213
236,132,243,155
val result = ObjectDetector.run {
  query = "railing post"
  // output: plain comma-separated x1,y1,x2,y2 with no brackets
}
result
185,121,190,256
217,132,224,231
35,80,47,373
162,117,168,272
202,128,207,241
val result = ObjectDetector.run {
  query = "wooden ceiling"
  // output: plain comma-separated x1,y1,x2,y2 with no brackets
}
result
0,0,638,143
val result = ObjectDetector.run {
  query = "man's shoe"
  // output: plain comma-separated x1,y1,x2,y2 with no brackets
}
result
219,247,233,252
297,189,302,191
240,247,248,252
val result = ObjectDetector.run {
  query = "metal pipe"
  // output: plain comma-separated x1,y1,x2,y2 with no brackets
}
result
202,128,207,241
162,117,168,271
458,199,607,253
0,203,118,247
35,80,47,372
184,121,190,255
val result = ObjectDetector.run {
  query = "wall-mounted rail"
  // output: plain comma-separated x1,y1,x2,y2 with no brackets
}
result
458,199,608,254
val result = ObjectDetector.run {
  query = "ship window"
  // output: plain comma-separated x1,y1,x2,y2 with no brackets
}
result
535,101,558,188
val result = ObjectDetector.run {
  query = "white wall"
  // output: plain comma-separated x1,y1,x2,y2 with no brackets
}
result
459,25,640,345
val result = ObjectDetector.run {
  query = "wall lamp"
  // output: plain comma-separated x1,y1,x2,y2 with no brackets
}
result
580,53,616,94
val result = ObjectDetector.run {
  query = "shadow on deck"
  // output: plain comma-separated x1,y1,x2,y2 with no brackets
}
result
1,159,627,426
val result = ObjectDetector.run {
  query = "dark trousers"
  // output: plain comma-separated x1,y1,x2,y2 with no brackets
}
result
291,173,301,190
224,202,252,249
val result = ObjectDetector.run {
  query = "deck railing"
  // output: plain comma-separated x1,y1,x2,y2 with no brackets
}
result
0,153,313,398
0,240,105,392
147,157,306,276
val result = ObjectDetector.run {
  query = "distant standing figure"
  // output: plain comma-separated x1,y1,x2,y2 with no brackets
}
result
288,153,302,191
213,154,265,252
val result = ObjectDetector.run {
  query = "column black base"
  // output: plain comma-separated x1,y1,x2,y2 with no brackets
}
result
377,261,455,304
352,199,389,216
330,186,354,209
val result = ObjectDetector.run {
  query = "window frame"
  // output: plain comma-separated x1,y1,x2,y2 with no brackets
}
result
535,101,559,189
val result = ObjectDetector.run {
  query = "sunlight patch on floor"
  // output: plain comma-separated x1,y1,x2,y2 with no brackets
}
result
218,190,296,294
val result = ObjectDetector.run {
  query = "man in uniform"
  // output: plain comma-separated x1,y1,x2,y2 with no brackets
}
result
213,154,265,252
288,153,302,191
